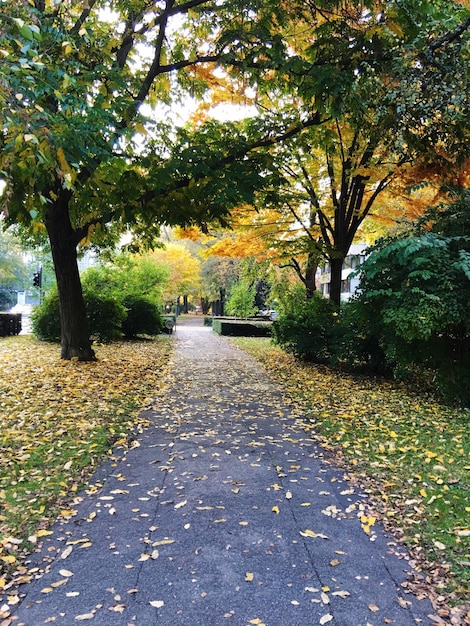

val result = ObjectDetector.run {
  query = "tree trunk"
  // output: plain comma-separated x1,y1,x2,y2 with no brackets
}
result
44,193,96,361
329,256,344,308
305,252,318,299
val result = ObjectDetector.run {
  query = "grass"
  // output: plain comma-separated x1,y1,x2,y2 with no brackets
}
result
230,337,470,616
0,335,173,587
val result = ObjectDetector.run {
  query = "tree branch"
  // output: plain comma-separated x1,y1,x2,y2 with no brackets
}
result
70,0,99,35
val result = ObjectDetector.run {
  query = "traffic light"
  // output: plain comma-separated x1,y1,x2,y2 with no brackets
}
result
33,268,42,288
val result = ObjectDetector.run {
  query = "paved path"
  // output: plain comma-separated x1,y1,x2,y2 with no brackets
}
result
7,318,434,625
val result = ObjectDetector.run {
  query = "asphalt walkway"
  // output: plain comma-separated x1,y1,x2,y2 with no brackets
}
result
8,317,435,625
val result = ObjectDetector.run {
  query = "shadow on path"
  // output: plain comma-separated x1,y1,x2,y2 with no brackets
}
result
6,320,435,625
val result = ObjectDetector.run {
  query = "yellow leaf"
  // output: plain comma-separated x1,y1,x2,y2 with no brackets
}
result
1,555,16,564
37,529,53,537
272,506,280,514
245,572,254,582
300,529,328,539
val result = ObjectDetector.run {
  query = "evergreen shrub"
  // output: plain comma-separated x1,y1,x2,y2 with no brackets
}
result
122,295,162,338
272,293,338,362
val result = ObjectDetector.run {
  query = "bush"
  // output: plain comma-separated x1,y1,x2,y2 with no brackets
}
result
121,295,163,338
85,294,125,342
31,291,61,341
330,299,389,374
272,293,338,362
32,290,125,343
354,229,470,405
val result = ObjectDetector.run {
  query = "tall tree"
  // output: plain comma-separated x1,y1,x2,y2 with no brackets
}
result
197,0,470,305
0,0,302,359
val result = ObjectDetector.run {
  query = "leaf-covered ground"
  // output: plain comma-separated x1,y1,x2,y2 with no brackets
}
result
0,335,173,587
231,338,470,618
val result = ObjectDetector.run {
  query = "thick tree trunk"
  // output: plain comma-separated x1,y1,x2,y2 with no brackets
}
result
44,194,96,361
329,256,344,308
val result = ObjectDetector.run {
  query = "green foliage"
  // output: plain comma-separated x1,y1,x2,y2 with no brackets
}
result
31,289,125,343
225,279,257,318
354,221,470,404
121,295,163,338
81,256,167,304
85,294,126,342
31,291,61,342
330,299,389,374
0,289,16,311
272,293,338,363
32,258,167,342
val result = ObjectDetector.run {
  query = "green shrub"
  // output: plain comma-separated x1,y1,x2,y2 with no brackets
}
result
85,294,125,342
272,293,338,362
330,299,389,374
122,295,162,338
32,290,125,343
31,291,61,341
354,230,470,405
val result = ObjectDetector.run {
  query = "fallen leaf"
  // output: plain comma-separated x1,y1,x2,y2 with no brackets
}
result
60,546,73,559
75,612,95,620
59,569,73,578
300,530,328,539
272,506,280,514
319,614,333,624
149,600,164,608
368,603,379,612
245,572,254,582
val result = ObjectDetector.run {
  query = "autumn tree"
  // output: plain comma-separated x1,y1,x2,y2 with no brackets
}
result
149,242,201,311
0,0,308,359
191,0,470,305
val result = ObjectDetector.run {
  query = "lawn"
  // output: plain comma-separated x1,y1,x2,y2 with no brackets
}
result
0,335,173,590
230,337,470,620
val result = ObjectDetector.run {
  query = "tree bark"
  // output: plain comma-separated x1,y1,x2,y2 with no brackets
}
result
305,252,318,299
329,256,344,308
44,193,96,361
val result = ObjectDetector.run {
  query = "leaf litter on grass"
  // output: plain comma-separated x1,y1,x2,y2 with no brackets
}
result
231,337,470,623
0,335,173,589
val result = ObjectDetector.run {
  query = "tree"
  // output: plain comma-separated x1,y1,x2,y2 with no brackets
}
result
226,278,256,318
149,242,201,310
0,0,302,359
198,0,470,305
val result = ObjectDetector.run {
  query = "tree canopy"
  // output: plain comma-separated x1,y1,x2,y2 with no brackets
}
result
1,0,469,356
